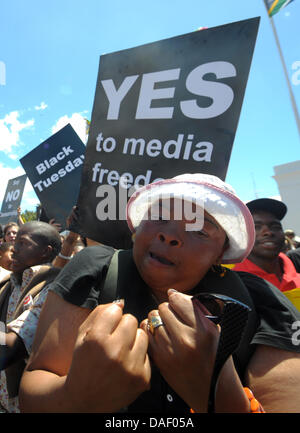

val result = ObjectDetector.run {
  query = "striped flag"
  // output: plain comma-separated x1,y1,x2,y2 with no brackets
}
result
264,0,295,16
84,118,91,135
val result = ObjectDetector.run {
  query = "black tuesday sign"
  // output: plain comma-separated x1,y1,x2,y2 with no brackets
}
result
20,124,85,230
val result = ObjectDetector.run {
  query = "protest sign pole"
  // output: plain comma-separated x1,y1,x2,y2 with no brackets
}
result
264,1,300,139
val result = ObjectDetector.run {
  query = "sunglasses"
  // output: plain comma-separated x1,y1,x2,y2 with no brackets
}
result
192,292,251,413
192,292,250,323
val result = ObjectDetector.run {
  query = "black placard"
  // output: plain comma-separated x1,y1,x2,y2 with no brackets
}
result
77,17,260,248
0,174,27,226
20,124,85,230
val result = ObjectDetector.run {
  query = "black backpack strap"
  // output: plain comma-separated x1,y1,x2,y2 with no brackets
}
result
100,249,120,304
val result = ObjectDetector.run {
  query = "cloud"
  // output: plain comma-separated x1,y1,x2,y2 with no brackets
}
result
0,111,34,154
51,112,88,144
8,153,19,160
34,101,48,111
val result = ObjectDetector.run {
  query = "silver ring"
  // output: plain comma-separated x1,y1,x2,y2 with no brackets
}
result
147,315,164,335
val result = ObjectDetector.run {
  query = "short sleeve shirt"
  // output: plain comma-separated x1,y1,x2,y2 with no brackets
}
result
232,253,300,310
232,253,300,292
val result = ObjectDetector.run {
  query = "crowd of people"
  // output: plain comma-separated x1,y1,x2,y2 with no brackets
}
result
0,173,299,414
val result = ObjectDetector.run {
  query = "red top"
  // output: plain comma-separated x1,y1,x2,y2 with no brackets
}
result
233,252,300,293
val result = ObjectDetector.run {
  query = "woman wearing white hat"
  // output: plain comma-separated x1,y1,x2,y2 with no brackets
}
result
19,174,300,413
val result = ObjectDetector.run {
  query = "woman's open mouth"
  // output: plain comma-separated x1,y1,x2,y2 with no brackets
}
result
149,251,174,266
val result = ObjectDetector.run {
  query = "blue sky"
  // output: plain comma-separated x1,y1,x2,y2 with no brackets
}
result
0,0,299,212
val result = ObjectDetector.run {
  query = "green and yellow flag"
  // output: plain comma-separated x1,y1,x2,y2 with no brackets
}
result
264,0,295,16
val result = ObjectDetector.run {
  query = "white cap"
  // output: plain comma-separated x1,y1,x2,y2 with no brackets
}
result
126,173,255,264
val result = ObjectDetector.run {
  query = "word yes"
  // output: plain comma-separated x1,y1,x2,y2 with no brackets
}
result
101,61,236,120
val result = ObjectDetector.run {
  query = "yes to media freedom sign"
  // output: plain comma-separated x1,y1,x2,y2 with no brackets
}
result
0,174,27,226
20,124,85,230
77,17,260,248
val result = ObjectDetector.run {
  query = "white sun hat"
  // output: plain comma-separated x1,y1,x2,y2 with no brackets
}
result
126,173,255,264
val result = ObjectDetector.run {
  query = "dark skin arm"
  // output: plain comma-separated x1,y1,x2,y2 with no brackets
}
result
0,331,27,370
52,206,82,268
19,293,150,412
245,345,300,412
17,207,25,226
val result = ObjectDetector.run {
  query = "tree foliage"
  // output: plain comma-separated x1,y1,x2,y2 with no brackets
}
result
21,210,37,223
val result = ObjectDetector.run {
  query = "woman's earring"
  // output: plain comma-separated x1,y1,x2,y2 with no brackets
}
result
219,266,226,278
131,232,136,242
211,264,227,278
